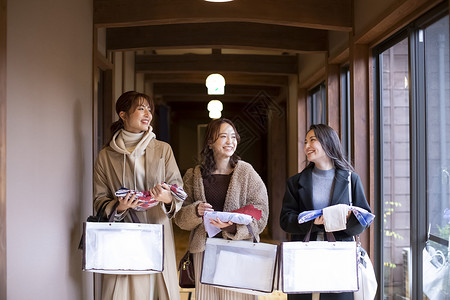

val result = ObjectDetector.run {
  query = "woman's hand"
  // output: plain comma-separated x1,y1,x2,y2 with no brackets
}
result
197,202,213,216
314,215,324,225
151,183,172,204
210,217,234,229
117,192,140,213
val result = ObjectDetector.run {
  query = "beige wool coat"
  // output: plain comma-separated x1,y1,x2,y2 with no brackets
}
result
93,135,183,300
174,160,269,253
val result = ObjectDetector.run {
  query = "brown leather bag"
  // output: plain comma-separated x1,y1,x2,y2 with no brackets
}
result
178,250,195,288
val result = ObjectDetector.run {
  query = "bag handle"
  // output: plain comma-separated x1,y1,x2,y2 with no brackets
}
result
108,201,140,223
303,223,336,242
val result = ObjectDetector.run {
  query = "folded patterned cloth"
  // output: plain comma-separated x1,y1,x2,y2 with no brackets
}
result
297,209,323,224
298,205,375,227
231,204,262,220
115,184,187,211
323,204,349,232
203,205,262,237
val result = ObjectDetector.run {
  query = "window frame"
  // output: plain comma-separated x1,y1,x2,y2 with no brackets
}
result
340,65,351,163
373,4,449,299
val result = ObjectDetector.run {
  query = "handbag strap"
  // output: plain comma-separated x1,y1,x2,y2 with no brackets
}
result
246,224,258,243
348,171,352,206
96,200,112,220
348,171,363,245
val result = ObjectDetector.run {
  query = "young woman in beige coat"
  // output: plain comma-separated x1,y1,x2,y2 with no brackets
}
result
93,91,183,300
174,118,269,300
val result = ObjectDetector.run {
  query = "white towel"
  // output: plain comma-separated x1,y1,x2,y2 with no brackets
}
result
323,204,349,232
203,211,253,237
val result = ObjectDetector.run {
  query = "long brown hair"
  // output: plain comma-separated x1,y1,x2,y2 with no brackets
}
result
200,118,241,177
109,91,154,141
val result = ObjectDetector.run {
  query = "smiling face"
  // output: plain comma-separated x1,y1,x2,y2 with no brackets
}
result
209,123,238,161
120,98,152,133
304,129,330,165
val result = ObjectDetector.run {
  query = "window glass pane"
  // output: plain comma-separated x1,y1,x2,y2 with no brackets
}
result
381,38,411,299
424,15,450,299
309,83,326,126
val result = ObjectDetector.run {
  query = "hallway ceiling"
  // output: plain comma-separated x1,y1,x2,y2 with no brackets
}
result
94,0,352,110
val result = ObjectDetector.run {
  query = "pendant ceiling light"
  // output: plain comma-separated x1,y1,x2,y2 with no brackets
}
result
205,73,225,95
207,100,223,119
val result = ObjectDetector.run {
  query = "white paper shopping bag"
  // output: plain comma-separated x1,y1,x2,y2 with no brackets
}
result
281,240,358,293
201,238,279,294
82,222,164,274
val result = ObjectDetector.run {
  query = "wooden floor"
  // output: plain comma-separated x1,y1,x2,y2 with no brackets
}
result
174,223,287,300
180,289,287,300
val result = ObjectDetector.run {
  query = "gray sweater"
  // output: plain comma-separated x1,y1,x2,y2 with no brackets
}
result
312,167,335,209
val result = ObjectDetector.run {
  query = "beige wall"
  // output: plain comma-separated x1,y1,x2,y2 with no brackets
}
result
6,0,93,299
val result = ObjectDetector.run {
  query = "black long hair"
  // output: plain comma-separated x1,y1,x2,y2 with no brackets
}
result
307,124,354,171
200,118,241,177
109,91,154,142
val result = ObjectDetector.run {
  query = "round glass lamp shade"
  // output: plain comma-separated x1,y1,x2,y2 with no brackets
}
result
207,100,223,119
205,73,225,95
207,100,223,112
209,110,222,119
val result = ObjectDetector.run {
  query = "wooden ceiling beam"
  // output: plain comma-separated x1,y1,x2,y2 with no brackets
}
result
167,101,247,112
136,54,298,75
94,0,352,31
145,73,289,87
161,95,255,103
106,23,328,53
153,83,281,98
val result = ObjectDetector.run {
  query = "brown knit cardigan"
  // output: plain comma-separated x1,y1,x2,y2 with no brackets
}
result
174,160,269,253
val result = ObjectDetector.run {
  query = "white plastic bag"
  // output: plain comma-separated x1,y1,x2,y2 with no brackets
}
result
354,246,377,300
423,245,449,300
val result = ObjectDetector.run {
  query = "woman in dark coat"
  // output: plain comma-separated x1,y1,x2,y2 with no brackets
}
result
280,124,372,300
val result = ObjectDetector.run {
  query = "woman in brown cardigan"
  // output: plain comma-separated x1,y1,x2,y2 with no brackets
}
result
174,118,269,300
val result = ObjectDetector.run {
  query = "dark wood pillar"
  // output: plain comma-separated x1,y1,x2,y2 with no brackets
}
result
298,87,307,171
268,105,287,241
326,64,341,134
350,42,371,252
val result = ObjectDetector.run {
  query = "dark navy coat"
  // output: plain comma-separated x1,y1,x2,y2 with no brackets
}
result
280,163,372,242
